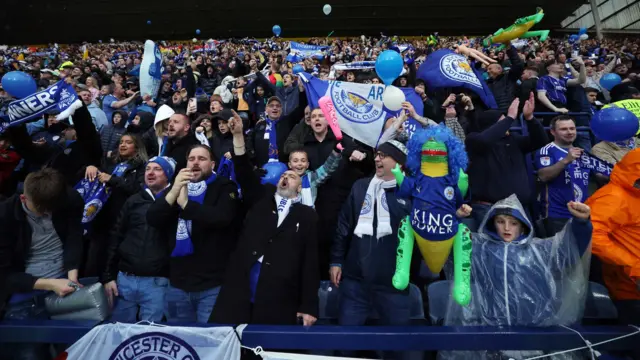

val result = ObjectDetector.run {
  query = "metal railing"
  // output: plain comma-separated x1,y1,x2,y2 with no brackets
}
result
0,320,638,352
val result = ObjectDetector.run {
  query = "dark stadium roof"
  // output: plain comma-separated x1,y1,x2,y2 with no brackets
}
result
1,0,586,44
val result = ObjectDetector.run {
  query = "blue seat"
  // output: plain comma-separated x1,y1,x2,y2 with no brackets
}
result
318,280,425,322
427,280,452,325
583,282,618,322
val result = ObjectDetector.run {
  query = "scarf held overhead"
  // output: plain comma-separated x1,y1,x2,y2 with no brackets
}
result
4,80,79,130
173,173,217,257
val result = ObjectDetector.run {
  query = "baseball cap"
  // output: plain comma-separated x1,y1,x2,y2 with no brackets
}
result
212,109,235,122
267,96,282,105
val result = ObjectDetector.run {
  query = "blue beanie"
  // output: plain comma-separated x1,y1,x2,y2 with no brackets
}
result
148,156,177,180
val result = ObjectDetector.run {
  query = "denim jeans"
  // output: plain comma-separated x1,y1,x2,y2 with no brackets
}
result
338,278,411,360
110,272,168,323
164,284,220,323
0,294,53,360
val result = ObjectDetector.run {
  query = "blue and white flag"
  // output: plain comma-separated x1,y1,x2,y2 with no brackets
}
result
139,40,164,99
417,49,497,109
299,73,424,147
287,41,328,63
4,80,78,129
333,61,376,71
63,323,241,360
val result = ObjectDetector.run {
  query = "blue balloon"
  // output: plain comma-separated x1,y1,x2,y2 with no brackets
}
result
1,71,37,99
272,25,281,37
261,162,288,185
592,107,639,142
293,64,304,74
600,73,622,91
578,27,587,36
569,34,578,43
375,50,404,85
196,29,201,35
147,20,151,25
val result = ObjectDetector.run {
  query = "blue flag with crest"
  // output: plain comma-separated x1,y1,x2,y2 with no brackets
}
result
417,49,497,109
298,73,425,147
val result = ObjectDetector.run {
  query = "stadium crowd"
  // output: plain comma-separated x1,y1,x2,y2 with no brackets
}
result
0,33,639,360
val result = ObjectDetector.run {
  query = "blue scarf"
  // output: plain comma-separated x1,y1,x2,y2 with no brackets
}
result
172,172,218,257
74,161,130,233
265,119,278,161
160,136,169,156
3,80,79,131
217,157,241,199
579,152,614,177
300,174,313,207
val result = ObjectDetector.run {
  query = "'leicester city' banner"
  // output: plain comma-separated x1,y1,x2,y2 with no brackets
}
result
417,49,497,109
299,73,424,147
5,80,78,127
287,41,328,63
62,323,241,360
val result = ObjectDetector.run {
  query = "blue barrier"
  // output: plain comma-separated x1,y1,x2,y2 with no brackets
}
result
0,320,638,351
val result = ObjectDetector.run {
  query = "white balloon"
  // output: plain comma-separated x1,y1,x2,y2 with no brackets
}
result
383,85,405,111
580,34,589,41
323,4,332,15
192,38,197,43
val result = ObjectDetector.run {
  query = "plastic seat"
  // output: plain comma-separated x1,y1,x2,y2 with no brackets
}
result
317,281,425,322
427,280,452,325
583,281,618,322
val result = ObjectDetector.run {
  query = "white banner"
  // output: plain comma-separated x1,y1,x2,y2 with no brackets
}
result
63,323,241,360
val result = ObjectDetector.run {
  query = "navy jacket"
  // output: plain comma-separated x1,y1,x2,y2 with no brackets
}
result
331,177,412,292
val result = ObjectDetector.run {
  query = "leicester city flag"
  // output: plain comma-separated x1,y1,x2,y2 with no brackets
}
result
298,73,424,147
417,49,497,109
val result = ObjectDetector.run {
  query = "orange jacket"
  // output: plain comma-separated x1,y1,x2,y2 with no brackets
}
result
586,149,640,300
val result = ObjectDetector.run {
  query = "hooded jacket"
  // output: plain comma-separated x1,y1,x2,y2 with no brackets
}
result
586,149,640,300
445,194,592,328
100,110,127,155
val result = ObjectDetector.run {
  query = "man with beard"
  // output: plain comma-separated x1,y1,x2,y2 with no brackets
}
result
164,113,200,176
536,115,608,235
210,111,319,334
147,145,240,323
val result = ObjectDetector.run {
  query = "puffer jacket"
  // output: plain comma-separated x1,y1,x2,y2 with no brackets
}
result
330,177,413,293
100,110,127,155
587,149,640,301
102,189,169,283
485,46,524,113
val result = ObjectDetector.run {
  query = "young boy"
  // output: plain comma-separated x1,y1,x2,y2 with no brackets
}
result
288,147,341,207
441,194,593,360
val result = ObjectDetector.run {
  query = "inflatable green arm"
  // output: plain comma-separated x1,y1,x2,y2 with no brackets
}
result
392,216,414,291
453,223,472,306
458,169,469,198
392,164,405,187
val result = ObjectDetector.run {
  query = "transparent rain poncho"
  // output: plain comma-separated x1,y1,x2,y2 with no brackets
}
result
439,195,592,360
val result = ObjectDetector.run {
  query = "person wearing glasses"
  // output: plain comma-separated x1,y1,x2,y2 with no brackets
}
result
330,140,413,360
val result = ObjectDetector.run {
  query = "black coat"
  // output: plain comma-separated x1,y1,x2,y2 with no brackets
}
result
247,91,307,167
147,176,240,292
164,133,201,177
209,153,319,325
102,189,170,283
0,187,84,315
